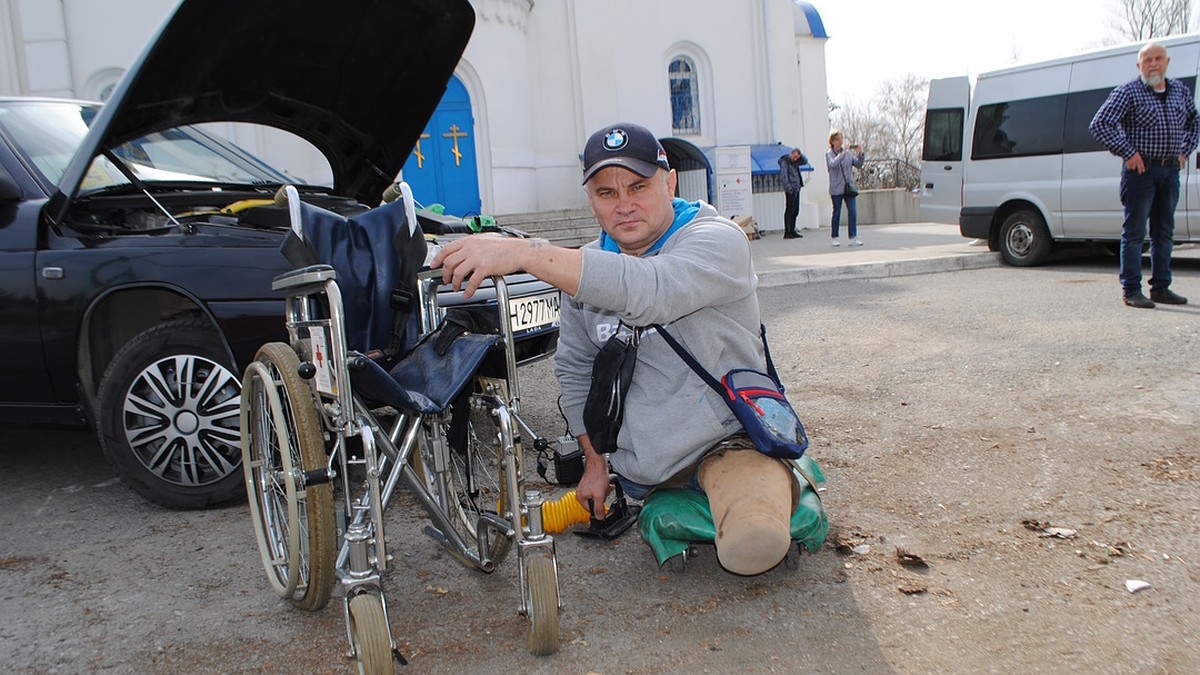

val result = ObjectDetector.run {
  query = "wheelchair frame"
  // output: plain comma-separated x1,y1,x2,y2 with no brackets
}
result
240,186,560,672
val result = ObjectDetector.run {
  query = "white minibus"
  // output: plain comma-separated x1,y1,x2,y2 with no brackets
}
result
919,34,1200,265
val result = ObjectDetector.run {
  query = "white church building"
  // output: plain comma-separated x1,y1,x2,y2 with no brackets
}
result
1,0,834,233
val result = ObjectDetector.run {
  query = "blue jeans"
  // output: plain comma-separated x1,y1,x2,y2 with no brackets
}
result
831,193,857,239
616,472,701,501
1119,165,1178,294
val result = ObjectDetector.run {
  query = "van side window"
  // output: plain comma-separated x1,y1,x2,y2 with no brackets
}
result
923,108,964,162
972,95,1066,160
1063,89,1111,154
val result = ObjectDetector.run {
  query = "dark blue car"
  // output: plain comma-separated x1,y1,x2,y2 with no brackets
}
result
0,0,557,509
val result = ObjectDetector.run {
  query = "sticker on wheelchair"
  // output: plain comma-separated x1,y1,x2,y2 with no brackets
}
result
308,326,337,396
508,290,561,334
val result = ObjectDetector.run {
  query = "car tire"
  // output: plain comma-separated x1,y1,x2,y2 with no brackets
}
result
998,209,1052,267
96,318,244,509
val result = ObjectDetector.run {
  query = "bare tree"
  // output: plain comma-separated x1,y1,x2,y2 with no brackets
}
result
876,74,928,166
1111,0,1196,40
829,98,886,158
830,74,928,189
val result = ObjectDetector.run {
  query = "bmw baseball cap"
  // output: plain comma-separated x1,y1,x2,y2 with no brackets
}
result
581,123,671,184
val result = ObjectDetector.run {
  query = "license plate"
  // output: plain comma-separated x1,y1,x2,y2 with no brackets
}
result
508,291,560,333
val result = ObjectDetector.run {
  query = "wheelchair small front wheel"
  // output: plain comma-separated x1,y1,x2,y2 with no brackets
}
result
241,342,336,611
348,593,394,675
525,553,561,656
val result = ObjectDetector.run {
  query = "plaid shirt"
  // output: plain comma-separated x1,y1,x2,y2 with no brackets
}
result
1090,77,1200,161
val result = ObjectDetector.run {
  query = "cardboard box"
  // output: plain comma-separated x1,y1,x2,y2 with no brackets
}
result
731,215,758,240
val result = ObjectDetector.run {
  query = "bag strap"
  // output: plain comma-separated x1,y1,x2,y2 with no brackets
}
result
652,323,782,393
652,323,722,393
757,323,783,387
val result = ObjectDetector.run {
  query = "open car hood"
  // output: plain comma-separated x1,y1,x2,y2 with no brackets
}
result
48,0,475,221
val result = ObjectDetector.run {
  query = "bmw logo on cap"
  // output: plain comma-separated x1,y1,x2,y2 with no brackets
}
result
603,129,628,151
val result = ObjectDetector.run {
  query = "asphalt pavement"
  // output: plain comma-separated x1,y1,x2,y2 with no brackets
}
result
749,222,1001,288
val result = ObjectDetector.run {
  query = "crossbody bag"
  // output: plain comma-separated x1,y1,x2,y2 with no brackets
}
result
653,323,809,460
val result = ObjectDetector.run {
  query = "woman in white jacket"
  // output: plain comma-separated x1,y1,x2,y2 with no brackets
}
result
826,129,865,246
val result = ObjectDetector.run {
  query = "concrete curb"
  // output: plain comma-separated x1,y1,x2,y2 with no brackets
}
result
756,252,1003,288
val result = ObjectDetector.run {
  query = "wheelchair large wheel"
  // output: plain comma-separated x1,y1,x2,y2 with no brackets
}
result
525,553,561,656
348,593,393,675
412,398,512,565
241,342,336,611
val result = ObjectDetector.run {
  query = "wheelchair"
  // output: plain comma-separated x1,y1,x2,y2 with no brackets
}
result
240,184,561,672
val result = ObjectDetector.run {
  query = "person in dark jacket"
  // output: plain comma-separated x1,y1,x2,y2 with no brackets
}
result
778,148,807,239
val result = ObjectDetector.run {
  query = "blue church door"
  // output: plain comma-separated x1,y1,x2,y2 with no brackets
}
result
401,76,482,217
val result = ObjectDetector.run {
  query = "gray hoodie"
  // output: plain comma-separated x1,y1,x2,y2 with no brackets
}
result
553,201,765,486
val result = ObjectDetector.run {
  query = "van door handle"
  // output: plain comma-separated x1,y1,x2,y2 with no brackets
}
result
925,183,934,189
943,165,953,170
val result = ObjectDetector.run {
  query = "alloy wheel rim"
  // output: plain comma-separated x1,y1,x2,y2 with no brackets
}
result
122,354,242,487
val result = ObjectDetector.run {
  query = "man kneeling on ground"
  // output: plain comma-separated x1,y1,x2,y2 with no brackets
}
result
432,123,798,574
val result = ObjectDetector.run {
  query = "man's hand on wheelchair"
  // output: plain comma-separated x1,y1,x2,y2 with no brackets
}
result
432,233,583,299
430,233,517,299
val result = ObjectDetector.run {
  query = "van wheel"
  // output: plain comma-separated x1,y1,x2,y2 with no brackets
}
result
998,210,1052,266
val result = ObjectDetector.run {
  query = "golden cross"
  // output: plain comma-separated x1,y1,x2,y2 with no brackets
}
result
413,132,430,168
443,124,468,167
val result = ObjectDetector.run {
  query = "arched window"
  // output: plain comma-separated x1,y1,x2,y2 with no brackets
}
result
669,57,700,135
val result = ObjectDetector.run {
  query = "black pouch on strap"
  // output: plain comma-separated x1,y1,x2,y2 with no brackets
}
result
582,325,641,455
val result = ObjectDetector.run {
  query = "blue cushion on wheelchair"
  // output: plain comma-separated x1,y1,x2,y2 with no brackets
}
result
292,198,426,356
350,332,502,414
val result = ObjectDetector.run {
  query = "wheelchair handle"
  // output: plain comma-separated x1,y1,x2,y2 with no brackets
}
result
273,184,304,240
381,181,420,236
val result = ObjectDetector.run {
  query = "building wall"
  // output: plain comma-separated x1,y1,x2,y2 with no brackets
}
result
0,0,833,226
473,0,833,220
0,0,173,99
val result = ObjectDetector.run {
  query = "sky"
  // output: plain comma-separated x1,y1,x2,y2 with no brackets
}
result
816,0,1129,105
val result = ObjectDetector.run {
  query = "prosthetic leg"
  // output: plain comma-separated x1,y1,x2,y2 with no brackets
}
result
698,449,795,574
639,454,828,574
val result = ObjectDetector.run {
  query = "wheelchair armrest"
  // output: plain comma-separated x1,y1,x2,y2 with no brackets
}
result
272,264,337,291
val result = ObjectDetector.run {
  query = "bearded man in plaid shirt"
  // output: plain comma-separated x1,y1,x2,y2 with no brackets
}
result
1090,41,1199,309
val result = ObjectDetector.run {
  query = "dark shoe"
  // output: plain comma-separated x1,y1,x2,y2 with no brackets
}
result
1150,288,1188,305
783,233,797,239
1123,292,1155,309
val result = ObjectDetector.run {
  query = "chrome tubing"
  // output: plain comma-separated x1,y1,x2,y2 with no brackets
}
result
492,277,521,413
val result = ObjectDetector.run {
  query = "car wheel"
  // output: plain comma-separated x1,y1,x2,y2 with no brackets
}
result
998,209,1052,267
96,318,244,509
